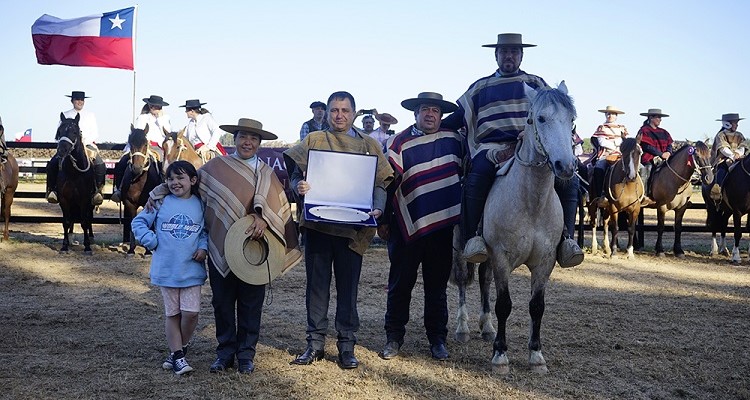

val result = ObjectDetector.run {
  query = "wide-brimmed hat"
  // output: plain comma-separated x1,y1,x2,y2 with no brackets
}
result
178,99,207,108
639,108,670,117
716,113,744,122
482,33,536,48
401,92,458,113
375,113,398,125
309,101,326,110
219,118,278,140
225,214,290,285
142,95,169,107
65,91,89,99
598,105,624,115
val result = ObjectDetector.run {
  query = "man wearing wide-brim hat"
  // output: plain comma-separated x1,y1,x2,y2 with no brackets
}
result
369,111,399,149
148,117,302,374
709,113,747,201
440,33,583,268
589,105,629,203
636,108,674,202
46,90,106,205
377,92,463,362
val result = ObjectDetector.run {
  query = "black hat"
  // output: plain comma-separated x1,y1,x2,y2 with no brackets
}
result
310,101,326,110
179,99,207,108
401,92,458,113
142,95,169,107
66,91,90,99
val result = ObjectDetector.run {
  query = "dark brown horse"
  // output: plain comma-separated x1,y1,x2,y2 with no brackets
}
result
644,141,712,257
0,126,19,241
589,138,644,259
718,155,750,263
53,113,96,253
123,125,164,256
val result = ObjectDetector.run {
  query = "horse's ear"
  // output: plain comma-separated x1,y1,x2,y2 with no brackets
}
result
130,123,135,132
163,127,169,136
74,113,80,123
558,80,568,95
143,124,149,134
60,112,66,122
524,83,538,102
635,132,642,144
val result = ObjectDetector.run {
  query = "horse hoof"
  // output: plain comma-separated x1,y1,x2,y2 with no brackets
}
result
530,364,549,374
455,332,470,343
675,253,686,259
481,332,496,342
656,252,666,258
84,250,93,256
491,351,510,375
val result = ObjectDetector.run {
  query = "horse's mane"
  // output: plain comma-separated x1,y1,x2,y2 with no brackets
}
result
528,86,577,120
692,140,710,160
128,128,148,148
620,137,638,155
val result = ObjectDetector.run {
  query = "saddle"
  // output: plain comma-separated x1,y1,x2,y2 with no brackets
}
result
605,153,621,165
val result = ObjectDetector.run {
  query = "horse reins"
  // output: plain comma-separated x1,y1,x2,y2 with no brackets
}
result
56,130,91,173
514,112,551,169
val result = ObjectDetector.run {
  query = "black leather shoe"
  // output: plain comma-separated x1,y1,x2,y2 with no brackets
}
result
238,359,255,374
290,347,324,365
209,357,234,373
380,341,401,360
430,343,449,361
337,351,359,369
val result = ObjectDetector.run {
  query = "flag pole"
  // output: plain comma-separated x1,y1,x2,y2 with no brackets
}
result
131,4,139,124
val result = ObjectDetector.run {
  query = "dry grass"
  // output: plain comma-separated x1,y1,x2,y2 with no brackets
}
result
1,187,749,399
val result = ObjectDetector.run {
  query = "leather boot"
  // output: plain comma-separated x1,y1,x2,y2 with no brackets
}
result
92,159,107,206
590,167,605,204
461,172,493,264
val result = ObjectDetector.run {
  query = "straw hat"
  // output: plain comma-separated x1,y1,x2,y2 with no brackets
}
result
639,108,670,117
598,106,624,115
374,113,398,125
219,118,278,140
225,214,289,285
716,113,744,122
482,33,536,48
401,92,458,113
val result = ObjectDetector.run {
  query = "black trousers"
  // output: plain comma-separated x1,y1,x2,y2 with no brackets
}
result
304,229,362,352
384,225,452,346
208,260,265,362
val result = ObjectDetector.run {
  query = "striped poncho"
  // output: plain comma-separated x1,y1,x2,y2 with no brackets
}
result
386,126,464,242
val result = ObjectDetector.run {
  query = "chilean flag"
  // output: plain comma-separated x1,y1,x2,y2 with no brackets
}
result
15,129,33,143
31,7,135,70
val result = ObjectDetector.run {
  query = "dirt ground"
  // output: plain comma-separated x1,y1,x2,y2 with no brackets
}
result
1,184,749,400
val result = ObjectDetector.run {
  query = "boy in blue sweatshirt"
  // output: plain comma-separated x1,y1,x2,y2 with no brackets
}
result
132,161,208,375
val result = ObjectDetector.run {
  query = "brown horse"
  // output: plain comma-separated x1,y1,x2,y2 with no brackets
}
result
589,138,644,259
161,129,203,174
1,127,19,241
644,141,712,257
123,125,164,256
53,113,96,253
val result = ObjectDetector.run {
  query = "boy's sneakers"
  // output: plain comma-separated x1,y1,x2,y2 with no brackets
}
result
173,356,193,375
162,345,189,370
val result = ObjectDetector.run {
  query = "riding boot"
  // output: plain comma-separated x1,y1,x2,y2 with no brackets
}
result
461,172,494,264
710,164,727,202
46,155,60,204
591,167,605,204
110,155,129,203
639,164,655,206
92,156,107,206
555,175,584,268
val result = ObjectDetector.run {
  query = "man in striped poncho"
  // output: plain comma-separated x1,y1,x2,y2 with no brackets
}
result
378,92,463,362
442,33,583,268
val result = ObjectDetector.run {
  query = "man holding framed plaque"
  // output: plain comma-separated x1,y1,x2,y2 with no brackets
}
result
284,91,393,369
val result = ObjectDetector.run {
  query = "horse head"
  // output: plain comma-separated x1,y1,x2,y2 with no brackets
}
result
620,138,642,181
523,81,577,180
55,112,82,160
127,124,151,176
692,141,713,185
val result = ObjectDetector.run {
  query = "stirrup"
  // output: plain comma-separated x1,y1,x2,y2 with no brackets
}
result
557,238,584,268
463,236,488,264
46,191,59,204
709,184,722,202
92,192,104,206
110,190,122,204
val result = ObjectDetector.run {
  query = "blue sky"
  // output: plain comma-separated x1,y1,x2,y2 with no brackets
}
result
1,0,748,145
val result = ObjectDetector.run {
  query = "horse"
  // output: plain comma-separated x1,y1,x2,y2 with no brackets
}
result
644,141,712,257
161,128,203,174
0,127,19,241
588,138,644,259
717,154,750,263
122,125,164,256
453,82,577,374
53,113,96,253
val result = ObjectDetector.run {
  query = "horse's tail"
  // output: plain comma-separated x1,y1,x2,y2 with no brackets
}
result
450,225,476,286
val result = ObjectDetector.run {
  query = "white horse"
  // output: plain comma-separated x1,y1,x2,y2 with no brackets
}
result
455,82,577,375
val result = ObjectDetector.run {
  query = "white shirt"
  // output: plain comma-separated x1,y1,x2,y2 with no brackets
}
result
135,113,172,144
368,127,389,148
185,113,222,150
61,108,98,146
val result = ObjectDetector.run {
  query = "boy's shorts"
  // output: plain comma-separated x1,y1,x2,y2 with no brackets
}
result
160,286,202,316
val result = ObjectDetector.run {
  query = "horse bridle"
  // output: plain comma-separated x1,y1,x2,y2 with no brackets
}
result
514,111,552,169
128,148,153,173
56,123,91,173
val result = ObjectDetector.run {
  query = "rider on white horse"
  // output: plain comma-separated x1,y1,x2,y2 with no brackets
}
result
441,33,584,268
